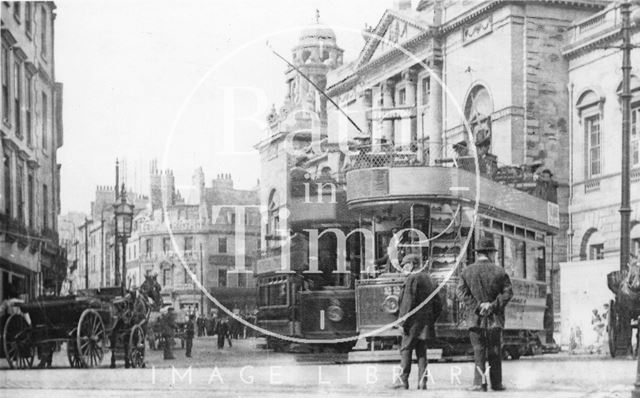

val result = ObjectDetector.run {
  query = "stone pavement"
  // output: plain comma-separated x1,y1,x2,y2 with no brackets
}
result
0,336,636,397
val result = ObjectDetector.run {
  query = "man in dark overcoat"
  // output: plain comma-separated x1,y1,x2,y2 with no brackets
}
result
161,307,177,360
393,254,442,390
185,314,195,357
216,318,229,349
457,237,513,391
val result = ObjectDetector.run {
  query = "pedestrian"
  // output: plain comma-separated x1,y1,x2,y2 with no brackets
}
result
197,316,204,337
162,307,177,360
226,319,233,347
185,314,195,357
216,318,229,349
391,254,442,390
456,237,513,392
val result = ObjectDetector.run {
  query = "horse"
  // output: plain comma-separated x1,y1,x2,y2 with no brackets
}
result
109,274,163,368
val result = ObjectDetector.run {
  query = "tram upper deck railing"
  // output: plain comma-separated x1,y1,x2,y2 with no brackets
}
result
344,144,557,204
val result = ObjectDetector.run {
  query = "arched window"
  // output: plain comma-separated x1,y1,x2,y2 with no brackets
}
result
577,90,603,178
464,85,493,150
580,228,604,261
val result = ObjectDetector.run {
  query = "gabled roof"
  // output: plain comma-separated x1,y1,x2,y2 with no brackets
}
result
355,8,432,69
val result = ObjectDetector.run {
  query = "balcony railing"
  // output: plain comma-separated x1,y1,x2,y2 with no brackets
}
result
565,5,620,46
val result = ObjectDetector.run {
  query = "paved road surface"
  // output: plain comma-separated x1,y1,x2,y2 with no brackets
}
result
0,336,635,397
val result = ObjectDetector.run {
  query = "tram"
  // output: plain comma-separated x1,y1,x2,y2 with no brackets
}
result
348,149,558,358
256,144,558,357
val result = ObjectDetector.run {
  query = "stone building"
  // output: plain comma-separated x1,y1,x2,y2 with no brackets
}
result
1,2,65,299
560,2,640,352
324,0,608,341
256,0,615,343
125,166,260,316
59,185,148,290
256,13,352,277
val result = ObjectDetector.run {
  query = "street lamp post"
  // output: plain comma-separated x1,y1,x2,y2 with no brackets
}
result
114,184,134,293
622,2,640,396
622,1,633,275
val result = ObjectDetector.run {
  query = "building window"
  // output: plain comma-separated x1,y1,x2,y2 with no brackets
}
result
633,107,640,166
421,77,430,105
218,237,227,253
40,7,47,58
2,44,9,124
184,268,189,284
218,268,227,287
585,114,601,177
162,268,170,286
41,92,47,150
3,152,10,217
398,88,406,106
42,184,48,229
16,162,23,224
633,237,640,257
589,243,604,260
25,2,32,36
25,73,32,146
184,236,194,252
13,1,20,22
145,238,152,255
238,273,247,288
162,237,171,253
27,172,34,228
14,59,21,137
464,85,492,150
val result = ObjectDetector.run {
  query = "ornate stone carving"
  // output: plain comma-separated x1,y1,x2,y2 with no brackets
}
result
462,16,492,45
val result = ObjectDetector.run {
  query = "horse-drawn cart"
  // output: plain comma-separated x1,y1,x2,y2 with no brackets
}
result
2,276,162,369
606,269,640,357
2,295,112,369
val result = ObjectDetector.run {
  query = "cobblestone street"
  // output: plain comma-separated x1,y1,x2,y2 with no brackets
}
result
0,337,636,397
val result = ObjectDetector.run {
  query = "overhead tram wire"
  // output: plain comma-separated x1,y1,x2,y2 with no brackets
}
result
266,42,367,136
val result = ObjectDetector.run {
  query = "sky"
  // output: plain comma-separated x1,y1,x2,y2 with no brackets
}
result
55,0,394,213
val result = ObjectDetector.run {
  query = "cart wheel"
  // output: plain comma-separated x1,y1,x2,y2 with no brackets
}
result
3,313,34,369
609,299,617,357
129,325,145,368
66,341,82,368
76,309,106,368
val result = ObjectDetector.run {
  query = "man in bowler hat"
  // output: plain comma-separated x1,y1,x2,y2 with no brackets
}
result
393,253,442,390
457,237,513,391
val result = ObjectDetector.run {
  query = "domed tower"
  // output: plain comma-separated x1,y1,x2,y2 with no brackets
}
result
285,10,344,118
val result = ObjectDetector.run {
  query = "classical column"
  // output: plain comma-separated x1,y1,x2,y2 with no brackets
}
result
428,61,443,164
401,70,418,152
381,79,396,146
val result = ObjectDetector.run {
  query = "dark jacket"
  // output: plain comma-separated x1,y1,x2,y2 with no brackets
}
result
456,258,514,329
185,319,195,339
397,271,442,340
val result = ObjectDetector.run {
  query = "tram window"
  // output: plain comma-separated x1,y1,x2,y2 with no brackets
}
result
537,247,546,282
526,230,536,241
504,237,525,278
504,225,514,235
492,221,504,231
525,243,539,281
493,235,504,268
